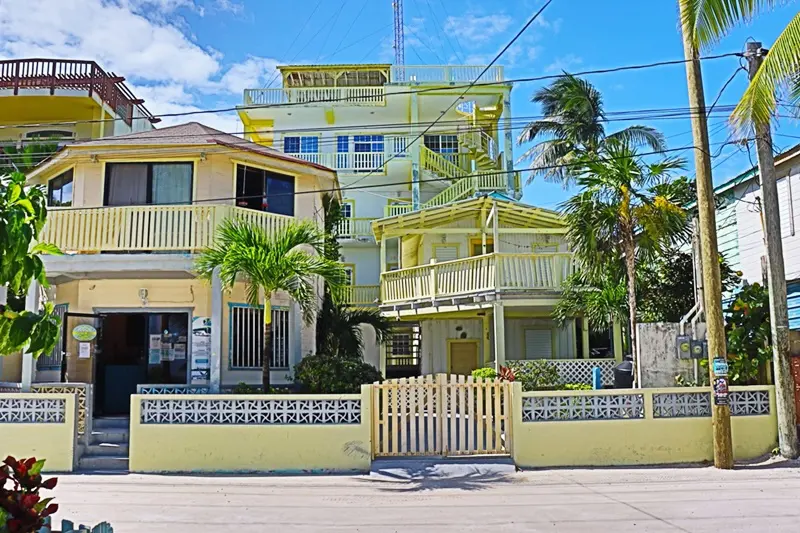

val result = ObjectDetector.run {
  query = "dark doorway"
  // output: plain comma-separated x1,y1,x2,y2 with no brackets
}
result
235,164,295,216
96,312,189,415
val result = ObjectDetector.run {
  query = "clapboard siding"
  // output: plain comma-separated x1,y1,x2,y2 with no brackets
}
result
788,282,800,330
716,193,741,272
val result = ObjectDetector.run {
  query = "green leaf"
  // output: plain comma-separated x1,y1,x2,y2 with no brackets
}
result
29,459,46,476
30,242,63,256
15,198,35,215
7,184,21,203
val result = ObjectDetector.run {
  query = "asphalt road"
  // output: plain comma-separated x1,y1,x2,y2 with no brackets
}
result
49,461,800,532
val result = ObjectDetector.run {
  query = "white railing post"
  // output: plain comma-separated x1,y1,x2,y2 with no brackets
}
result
429,259,437,303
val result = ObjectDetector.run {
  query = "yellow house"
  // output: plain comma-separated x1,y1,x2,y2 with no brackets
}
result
372,195,623,378
2,122,338,416
0,58,157,144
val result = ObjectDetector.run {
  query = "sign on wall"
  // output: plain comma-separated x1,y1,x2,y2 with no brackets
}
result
72,324,97,342
191,316,211,384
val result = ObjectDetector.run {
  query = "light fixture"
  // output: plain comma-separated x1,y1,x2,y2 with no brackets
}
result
138,288,149,306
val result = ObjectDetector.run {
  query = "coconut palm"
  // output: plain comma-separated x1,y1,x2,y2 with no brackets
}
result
517,75,667,186
315,296,392,360
680,1,800,128
560,138,688,357
195,219,346,391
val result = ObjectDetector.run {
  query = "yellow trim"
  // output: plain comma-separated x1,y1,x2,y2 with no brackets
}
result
522,326,557,360
446,339,480,375
43,164,77,202
387,261,399,271
231,159,300,216
431,242,460,261
469,237,494,256
342,263,356,286
341,199,355,219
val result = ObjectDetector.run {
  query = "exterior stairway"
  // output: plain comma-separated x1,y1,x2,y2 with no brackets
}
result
78,417,130,472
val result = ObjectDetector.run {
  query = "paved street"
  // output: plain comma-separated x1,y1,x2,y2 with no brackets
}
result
49,461,800,532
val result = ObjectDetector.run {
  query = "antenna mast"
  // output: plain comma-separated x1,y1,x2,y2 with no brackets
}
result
392,0,405,67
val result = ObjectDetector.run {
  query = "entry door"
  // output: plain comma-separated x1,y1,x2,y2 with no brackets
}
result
449,341,479,375
60,312,104,384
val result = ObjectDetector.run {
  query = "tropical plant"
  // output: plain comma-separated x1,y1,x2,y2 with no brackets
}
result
517,75,666,186
293,352,382,394
471,367,498,380
680,1,800,128
195,219,346,391
505,360,561,391
0,456,58,533
315,297,391,360
0,172,62,359
722,282,772,385
560,139,688,358
554,269,629,332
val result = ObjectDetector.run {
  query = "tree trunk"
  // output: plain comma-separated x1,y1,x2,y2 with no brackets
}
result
262,300,272,392
623,227,637,363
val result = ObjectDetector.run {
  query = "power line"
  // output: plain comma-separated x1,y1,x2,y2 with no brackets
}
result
0,52,743,131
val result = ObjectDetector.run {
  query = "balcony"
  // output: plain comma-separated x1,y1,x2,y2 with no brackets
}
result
281,135,411,173
336,218,375,241
390,65,504,83
40,205,292,254
0,59,156,126
243,87,385,107
380,253,573,306
343,285,380,307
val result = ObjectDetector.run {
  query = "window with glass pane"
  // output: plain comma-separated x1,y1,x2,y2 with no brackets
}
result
284,136,318,154
152,163,193,205
343,266,354,285
283,136,300,153
265,173,295,216
424,134,458,153
340,201,353,219
337,136,349,152
353,135,384,152
48,169,73,207
104,163,192,206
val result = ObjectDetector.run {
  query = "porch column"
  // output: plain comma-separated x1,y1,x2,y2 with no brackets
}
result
502,88,515,196
581,317,590,359
209,267,223,392
612,319,624,362
379,344,387,378
21,282,41,391
492,301,506,371
482,312,491,367
380,237,387,273
410,91,421,210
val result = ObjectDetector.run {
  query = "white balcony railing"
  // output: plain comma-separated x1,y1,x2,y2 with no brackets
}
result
343,285,380,306
336,217,375,240
40,205,293,253
390,65,504,83
381,253,573,304
243,87,385,107
282,135,413,173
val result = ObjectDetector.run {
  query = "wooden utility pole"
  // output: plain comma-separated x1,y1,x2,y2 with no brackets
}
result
679,5,734,469
745,41,800,458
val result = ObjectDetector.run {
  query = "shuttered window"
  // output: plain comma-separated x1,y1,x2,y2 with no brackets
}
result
434,245,458,262
525,329,553,360
229,304,290,369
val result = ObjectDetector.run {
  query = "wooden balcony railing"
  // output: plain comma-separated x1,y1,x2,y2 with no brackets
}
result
243,87,385,107
336,218,375,240
390,65,504,83
381,253,573,304
343,285,380,307
40,205,293,253
0,59,155,126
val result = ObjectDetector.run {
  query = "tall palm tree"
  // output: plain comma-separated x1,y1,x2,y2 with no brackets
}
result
316,296,392,360
561,139,688,358
680,1,800,128
196,219,346,390
517,75,667,186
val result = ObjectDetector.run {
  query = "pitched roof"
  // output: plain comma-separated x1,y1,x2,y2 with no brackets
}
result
68,121,335,174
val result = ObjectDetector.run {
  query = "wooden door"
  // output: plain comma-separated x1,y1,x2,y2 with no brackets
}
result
449,341,479,375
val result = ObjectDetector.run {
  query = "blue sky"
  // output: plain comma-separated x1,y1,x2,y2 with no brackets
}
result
2,0,799,208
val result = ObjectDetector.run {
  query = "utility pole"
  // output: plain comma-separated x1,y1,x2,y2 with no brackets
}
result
745,41,800,458
679,4,734,469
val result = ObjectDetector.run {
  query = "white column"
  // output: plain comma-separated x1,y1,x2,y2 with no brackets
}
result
21,282,41,390
493,301,506,371
410,92,421,209
582,317,591,359
209,267,223,392
502,88,515,196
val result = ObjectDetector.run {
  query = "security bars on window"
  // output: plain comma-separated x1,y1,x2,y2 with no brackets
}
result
0,398,66,424
140,398,361,425
229,304,290,369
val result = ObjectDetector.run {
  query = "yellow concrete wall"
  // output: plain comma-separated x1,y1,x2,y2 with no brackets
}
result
511,385,778,468
0,352,23,382
128,387,372,473
0,393,76,472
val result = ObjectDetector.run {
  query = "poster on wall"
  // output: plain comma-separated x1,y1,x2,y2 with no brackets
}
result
191,316,211,384
148,335,162,364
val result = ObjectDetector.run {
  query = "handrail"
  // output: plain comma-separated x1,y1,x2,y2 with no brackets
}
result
390,65,504,83
420,146,467,179
243,86,385,106
343,285,380,306
336,217,376,238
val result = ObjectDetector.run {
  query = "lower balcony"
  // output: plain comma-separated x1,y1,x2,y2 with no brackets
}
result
336,218,375,242
343,285,380,307
380,253,573,307
40,205,293,254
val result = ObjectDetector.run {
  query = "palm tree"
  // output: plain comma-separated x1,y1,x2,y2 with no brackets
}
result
680,1,800,128
196,219,346,391
560,138,688,358
517,75,667,186
316,296,392,360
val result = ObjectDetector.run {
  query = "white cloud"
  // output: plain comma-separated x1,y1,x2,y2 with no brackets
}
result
213,0,243,14
130,83,242,134
444,13,513,47
545,54,583,73
217,56,280,94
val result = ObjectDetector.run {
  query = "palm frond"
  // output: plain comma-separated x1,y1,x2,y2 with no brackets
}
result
732,12,800,128
516,118,568,145
680,0,779,49
608,125,667,153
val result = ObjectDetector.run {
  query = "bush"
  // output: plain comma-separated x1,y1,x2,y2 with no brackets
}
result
506,360,560,391
294,353,382,394
471,367,497,380
561,383,592,391
0,456,59,533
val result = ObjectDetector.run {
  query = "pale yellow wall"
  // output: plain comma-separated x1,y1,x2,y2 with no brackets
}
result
128,388,372,473
0,352,22,382
511,385,778,468
0,393,76,472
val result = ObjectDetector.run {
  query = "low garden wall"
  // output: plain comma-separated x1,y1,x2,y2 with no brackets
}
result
0,393,77,472
128,386,372,473
511,385,777,467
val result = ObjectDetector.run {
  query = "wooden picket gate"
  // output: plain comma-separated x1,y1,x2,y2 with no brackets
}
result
372,374,512,457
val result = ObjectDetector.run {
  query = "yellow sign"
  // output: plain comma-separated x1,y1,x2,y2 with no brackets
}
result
72,324,97,342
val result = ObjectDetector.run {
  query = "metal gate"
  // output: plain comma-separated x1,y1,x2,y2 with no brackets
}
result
372,374,511,457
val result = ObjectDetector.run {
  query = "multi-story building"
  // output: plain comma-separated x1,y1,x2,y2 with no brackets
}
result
0,58,157,144
239,64,622,378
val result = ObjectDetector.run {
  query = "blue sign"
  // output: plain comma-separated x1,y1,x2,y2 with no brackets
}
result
712,358,729,377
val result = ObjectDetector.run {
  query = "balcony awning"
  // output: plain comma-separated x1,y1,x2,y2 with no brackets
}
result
371,196,565,240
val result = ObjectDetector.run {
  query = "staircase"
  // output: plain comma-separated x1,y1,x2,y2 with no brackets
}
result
78,418,130,472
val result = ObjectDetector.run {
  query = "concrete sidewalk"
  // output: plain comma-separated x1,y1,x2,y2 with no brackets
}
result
50,461,800,532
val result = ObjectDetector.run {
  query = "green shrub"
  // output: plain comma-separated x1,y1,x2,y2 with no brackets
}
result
471,367,498,380
506,360,560,391
294,353,382,394
232,382,260,394
561,383,592,391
